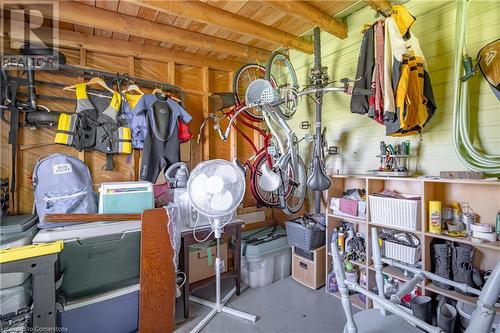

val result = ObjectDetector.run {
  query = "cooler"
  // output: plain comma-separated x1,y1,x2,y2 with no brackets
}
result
0,277,32,315
59,284,139,333
235,227,291,288
0,215,38,289
33,220,141,301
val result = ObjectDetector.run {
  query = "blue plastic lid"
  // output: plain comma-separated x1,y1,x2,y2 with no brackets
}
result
238,226,290,258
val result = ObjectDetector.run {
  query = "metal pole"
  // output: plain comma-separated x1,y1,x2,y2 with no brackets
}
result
466,262,500,333
313,27,322,214
331,235,358,333
371,227,387,316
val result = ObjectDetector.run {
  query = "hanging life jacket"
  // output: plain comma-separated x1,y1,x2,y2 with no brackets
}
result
55,83,132,164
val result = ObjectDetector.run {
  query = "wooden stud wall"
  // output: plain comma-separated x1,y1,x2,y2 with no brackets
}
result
0,45,269,228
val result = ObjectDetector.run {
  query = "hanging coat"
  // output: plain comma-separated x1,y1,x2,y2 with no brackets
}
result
383,5,437,136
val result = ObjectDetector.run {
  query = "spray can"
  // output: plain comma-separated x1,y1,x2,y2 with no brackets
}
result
345,228,355,253
429,201,442,234
338,227,345,253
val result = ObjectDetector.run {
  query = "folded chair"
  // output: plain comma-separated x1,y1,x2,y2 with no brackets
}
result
331,227,500,333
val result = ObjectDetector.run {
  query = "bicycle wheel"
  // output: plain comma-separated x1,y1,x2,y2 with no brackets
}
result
25,111,61,127
265,52,298,119
251,154,281,207
233,63,266,121
280,154,306,215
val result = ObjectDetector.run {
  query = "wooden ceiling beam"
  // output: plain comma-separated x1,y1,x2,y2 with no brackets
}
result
266,1,347,39
8,1,270,61
4,20,243,72
364,0,392,12
133,0,314,54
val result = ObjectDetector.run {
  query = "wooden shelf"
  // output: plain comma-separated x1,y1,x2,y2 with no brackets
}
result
370,221,421,234
425,282,477,306
327,290,366,310
368,264,414,283
426,283,500,313
325,174,500,312
327,212,367,224
424,232,500,251
330,174,500,186
327,252,366,268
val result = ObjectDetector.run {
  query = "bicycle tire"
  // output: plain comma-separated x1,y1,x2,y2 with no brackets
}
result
265,52,298,119
281,154,306,215
251,154,281,208
25,111,61,127
233,63,266,121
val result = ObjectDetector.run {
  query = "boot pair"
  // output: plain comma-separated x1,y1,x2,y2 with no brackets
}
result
431,240,476,294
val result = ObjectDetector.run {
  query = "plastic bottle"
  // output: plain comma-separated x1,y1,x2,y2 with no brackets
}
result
331,228,338,253
345,228,355,253
338,227,345,253
429,201,442,234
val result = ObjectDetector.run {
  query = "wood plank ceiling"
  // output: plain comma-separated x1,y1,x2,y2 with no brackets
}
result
52,0,358,65
4,0,364,68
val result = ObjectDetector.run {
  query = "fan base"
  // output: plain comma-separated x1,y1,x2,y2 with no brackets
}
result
189,287,257,333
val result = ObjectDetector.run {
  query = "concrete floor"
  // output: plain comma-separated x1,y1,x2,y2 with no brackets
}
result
175,277,358,333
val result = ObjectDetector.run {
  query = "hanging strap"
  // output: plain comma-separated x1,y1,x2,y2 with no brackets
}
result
7,81,20,207
106,153,113,171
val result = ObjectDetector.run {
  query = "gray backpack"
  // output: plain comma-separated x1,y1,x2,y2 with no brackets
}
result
33,153,97,228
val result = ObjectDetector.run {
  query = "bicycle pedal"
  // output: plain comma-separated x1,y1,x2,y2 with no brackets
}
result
300,121,310,130
327,146,340,155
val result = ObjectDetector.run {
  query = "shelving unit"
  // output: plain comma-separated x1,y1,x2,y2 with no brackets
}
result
324,174,500,312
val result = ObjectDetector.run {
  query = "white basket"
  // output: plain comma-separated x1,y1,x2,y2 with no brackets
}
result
369,196,421,231
383,241,421,265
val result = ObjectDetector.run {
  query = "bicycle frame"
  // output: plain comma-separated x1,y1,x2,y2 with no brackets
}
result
226,103,273,169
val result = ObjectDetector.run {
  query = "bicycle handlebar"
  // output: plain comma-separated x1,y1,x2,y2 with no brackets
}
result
197,104,253,143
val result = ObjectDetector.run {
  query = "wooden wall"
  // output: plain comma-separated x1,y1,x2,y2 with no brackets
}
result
1,45,274,228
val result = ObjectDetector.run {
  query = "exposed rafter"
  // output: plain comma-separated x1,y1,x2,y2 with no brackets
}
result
5,20,243,71
266,1,348,39
133,0,314,54
8,1,271,62
364,0,392,12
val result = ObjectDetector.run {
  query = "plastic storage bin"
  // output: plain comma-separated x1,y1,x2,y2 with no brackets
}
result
0,277,32,315
33,220,141,301
285,216,325,251
369,195,421,231
382,240,421,265
1,215,38,289
456,300,499,332
236,227,291,288
59,284,139,333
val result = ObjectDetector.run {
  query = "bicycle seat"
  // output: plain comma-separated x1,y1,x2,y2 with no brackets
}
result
209,93,236,111
307,156,331,191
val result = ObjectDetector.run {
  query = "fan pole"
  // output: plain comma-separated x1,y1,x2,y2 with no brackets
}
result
215,237,221,307
189,218,257,333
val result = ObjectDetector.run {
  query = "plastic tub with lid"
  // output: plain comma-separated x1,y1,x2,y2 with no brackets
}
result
0,215,38,289
233,226,291,288
59,284,139,333
33,220,141,301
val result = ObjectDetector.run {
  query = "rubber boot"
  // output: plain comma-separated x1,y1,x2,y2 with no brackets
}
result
410,296,433,325
437,303,457,333
431,240,452,290
452,243,475,295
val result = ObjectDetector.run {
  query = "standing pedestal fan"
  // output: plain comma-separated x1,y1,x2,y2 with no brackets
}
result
187,159,257,333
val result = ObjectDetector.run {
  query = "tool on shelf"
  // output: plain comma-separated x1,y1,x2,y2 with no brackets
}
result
371,140,413,177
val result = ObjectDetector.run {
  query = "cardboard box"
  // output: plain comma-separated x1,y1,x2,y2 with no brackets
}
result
188,241,227,283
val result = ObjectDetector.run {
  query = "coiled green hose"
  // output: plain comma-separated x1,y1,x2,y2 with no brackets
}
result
452,0,500,174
